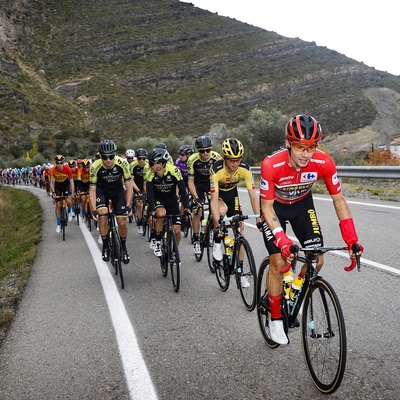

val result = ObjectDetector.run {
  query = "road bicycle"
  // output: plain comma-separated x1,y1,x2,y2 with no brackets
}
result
104,203,125,289
194,205,214,270
213,214,258,311
74,192,82,225
84,194,92,231
256,244,361,394
54,194,72,241
157,214,183,293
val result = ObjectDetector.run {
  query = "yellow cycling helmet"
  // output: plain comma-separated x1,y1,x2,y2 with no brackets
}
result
222,138,244,159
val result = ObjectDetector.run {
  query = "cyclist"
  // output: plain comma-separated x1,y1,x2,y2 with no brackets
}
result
76,159,91,218
126,149,136,164
155,143,174,165
146,148,190,257
49,154,75,232
175,144,194,188
187,136,222,255
89,140,133,264
130,148,149,233
210,138,261,286
68,159,79,216
260,114,364,345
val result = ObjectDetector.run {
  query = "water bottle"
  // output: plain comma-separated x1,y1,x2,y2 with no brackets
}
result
289,275,304,304
201,219,208,235
224,235,233,256
283,271,294,299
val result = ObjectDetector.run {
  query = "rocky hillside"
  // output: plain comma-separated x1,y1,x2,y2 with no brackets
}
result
1,0,400,161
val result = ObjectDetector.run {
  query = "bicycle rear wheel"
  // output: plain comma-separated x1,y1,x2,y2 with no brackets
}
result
237,238,257,311
168,229,180,292
302,277,346,394
215,255,230,291
256,257,280,349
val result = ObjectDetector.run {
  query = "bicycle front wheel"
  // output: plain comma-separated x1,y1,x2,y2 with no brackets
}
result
168,230,180,293
206,225,215,273
215,255,230,291
256,256,280,349
61,206,68,241
113,232,124,289
302,277,346,394
237,238,257,311
160,236,168,278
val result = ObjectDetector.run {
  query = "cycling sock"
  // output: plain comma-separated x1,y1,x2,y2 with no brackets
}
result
57,217,61,225
102,235,108,248
121,237,127,250
193,233,199,241
268,293,283,319
155,232,162,241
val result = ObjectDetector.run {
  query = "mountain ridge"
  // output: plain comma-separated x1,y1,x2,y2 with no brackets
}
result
1,0,400,161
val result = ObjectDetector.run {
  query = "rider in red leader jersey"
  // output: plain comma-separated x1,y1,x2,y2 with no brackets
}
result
260,114,364,345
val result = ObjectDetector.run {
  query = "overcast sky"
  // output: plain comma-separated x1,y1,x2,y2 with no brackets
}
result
188,0,399,76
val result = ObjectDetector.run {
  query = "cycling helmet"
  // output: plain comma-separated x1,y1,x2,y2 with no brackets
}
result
82,159,91,167
98,140,117,154
126,149,135,158
68,159,77,167
195,135,212,150
179,144,193,155
286,115,322,145
136,148,148,158
55,154,65,163
148,148,170,165
222,138,244,159
77,158,83,165
155,143,167,149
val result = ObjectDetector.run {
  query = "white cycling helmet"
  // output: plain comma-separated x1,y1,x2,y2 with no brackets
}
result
126,149,135,158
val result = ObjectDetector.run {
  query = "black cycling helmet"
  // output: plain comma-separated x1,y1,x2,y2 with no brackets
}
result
222,138,244,159
148,148,170,165
286,115,322,145
68,159,77,167
136,148,148,158
155,143,167,149
55,154,65,163
98,140,117,154
179,144,194,155
195,135,212,150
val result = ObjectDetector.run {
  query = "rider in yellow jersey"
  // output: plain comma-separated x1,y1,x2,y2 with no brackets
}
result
210,138,261,284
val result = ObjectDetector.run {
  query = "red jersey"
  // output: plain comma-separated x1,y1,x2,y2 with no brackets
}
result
50,164,73,184
260,148,341,204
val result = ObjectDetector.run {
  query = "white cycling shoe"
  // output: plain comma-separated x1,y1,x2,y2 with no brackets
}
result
269,319,289,345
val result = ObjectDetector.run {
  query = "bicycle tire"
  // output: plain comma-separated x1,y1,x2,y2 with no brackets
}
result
256,257,280,349
302,277,346,394
206,223,215,273
160,235,168,278
215,254,230,291
61,206,68,241
168,229,180,293
113,232,124,289
109,232,118,275
237,237,257,311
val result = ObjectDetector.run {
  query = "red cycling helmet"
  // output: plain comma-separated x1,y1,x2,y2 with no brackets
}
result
286,115,322,146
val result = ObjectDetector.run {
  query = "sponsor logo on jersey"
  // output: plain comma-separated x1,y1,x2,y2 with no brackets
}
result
300,172,317,183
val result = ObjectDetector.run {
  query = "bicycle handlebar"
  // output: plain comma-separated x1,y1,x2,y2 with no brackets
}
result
220,214,260,224
281,243,362,274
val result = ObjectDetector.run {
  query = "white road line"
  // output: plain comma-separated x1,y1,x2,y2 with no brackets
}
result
244,221,400,276
79,222,158,400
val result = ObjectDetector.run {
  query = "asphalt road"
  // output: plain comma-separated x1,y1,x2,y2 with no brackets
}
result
0,186,399,399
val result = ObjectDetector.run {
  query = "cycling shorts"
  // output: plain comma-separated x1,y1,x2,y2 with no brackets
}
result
219,188,242,217
154,196,181,225
96,187,127,216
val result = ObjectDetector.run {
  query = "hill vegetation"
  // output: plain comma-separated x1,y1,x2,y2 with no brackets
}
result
1,0,400,164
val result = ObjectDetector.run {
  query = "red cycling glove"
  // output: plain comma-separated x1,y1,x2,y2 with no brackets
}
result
273,228,294,259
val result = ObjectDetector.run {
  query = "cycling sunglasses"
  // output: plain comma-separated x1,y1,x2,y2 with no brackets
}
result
137,157,147,160
199,148,211,154
101,154,115,160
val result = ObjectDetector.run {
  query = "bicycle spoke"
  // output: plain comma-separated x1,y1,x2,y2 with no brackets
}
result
237,238,257,311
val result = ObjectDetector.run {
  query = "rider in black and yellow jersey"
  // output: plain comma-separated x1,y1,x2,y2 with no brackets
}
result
146,148,190,257
187,135,222,255
89,140,133,264
210,138,261,266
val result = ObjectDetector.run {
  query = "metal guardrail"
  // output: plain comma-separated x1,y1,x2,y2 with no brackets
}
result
250,166,400,179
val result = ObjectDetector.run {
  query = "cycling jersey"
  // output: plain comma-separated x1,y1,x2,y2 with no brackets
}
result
90,156,131,191
260,148,341,204
187,151,222,184
77,167,90,192
50,164,73,184
146,163,189,210
130,159,148,191
210,159,255,193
